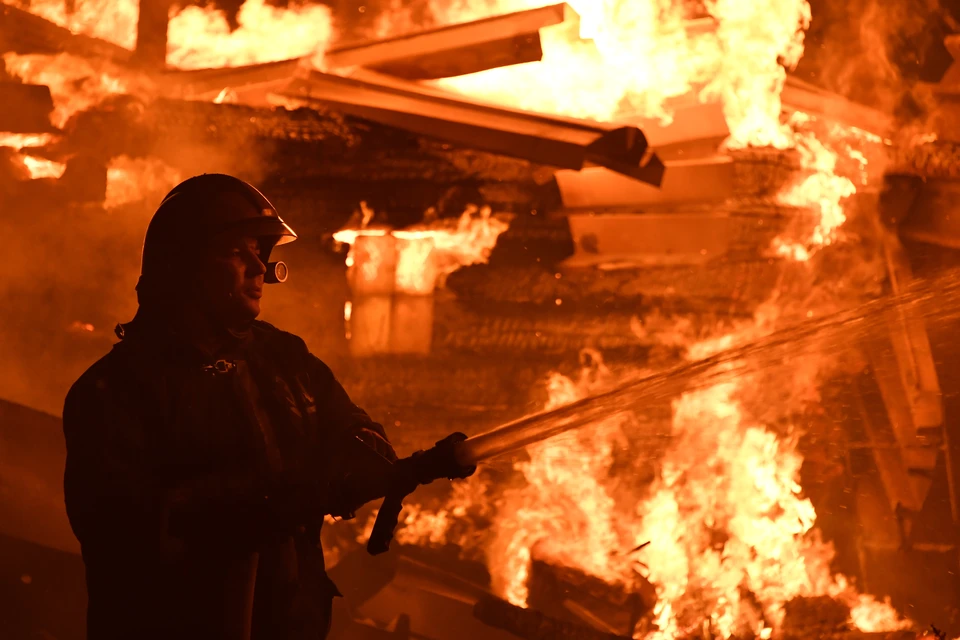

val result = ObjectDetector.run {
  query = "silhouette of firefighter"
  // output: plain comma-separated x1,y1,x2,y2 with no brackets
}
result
62,174,473,639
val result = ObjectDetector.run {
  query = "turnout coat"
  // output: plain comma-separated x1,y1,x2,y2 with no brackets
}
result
62,319,393,640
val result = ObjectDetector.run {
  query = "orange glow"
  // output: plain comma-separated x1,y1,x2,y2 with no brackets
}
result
428,1,809,139
334,205,511,294
14,0,139,49
105,156,182,209
167,0,333,69
3,53,136,128
0,133,57,149
21,155,67,179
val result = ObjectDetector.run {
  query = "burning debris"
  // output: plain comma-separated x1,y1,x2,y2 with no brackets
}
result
1,0,959,639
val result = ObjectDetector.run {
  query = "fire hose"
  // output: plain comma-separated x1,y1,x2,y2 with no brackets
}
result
365,385,641,555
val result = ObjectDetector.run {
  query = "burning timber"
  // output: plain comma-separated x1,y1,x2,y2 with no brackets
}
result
3,1,960,638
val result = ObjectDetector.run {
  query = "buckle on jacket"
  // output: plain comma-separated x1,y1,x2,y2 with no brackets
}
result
202,359,236,375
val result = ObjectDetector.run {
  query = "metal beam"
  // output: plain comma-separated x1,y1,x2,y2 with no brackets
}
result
156,57,306,103
553,155,733,210
325,3,578,80
562,210,750,268
279,68,664,185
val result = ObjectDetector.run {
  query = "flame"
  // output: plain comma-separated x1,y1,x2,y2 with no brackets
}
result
105,155,182,209
432,0,703,123
167,0,333,70
334,205,511,293
412,1,868,260
21,155,67,179
0,133,57,149
3,53,135,128
487,365,629,605
11,0,139,49
426,1,808,137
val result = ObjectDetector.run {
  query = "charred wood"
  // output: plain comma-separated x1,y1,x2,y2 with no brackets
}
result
132,0,172,71
53,97,545,217
782,596,852,638
0,82,57,133
473,595,634,640
446,257,783,313
527,547,655,637
889,140,960,180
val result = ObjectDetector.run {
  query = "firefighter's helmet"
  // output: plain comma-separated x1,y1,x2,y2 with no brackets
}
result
139,173,297,282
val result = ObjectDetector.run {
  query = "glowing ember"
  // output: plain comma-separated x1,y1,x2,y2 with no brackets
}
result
105,156,182,209
21,155,67,180
0,133,57,150
167,0,333,70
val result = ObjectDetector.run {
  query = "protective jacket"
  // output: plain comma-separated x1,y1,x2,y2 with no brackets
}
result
63,318,394,640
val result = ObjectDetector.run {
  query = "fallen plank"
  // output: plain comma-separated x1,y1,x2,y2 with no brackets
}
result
553,155,733,210
278,67,665,185
325,3,578,80
157,57,306,104
781,75,893,137
528,545,654,637
0,3,132,64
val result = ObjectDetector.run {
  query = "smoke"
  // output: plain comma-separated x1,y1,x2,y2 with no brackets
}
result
798,0,949,121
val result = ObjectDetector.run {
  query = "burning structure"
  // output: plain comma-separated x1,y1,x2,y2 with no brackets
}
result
1,0,959,639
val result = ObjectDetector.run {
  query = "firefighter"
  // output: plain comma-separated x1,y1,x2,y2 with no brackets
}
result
62,174,401,639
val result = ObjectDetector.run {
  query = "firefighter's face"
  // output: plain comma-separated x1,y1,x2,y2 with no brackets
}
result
201,233,267,324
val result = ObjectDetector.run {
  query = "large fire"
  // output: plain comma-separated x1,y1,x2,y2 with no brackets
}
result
3,0,928,636
166,0,333,69
378,1,912,636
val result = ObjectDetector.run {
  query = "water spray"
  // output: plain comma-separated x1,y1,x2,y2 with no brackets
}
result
367,269,960,554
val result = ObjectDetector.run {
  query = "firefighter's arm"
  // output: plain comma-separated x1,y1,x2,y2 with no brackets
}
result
304,354,400,516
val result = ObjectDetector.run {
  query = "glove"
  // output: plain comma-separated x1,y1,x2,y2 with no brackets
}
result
366,432,476,556
402,432,476,486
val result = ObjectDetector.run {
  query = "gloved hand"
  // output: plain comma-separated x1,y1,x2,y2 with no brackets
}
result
400,432,476,486
366,432,476,555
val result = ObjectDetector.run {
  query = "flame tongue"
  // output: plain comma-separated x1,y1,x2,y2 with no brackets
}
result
167,0,334,69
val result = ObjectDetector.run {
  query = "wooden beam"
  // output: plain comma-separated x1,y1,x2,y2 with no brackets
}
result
325,4,577,80
0,3,132,64
132,0,172,71
781,75,893,137
157,57,306,103
278,67,664,185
